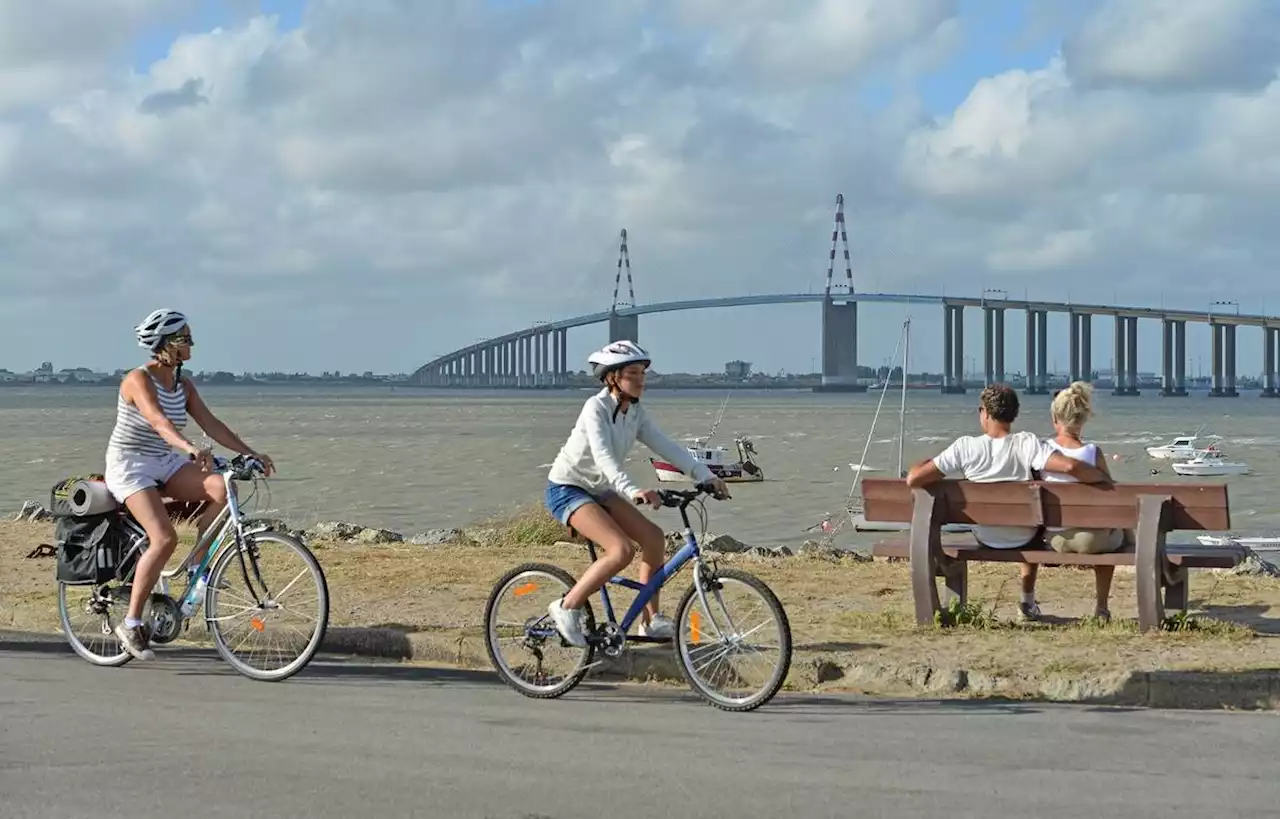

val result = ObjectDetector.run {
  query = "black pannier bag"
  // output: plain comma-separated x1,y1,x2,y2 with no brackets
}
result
54,513,120,584
49,477,128,585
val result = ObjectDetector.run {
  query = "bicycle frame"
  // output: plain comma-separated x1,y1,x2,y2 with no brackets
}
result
591,530,701,637
589,491,724,641
114,464,270,610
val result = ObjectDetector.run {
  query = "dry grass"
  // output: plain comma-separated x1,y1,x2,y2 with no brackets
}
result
5,514,1280,686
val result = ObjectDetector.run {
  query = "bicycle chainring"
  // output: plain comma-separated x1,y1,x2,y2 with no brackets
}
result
147,594,182,644
596,622,625,658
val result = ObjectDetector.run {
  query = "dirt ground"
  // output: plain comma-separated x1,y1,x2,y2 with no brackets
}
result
5,517,1279,687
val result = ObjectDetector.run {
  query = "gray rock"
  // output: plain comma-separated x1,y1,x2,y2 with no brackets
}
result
306,520,363,541
410,528,465,546
355,527,403,545
464,527,499,546
1224,551,1280,578
16,501,51,522
702,533,752,553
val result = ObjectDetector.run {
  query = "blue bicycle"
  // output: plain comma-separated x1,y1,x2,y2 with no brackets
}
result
484,483,793,711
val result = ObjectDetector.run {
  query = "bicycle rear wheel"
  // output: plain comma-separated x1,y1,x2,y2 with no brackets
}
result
205,530,330,682
673,566,792,711
58,581,132,667
484,562,596,699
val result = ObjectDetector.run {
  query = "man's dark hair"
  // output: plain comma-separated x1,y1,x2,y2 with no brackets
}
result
979,384,1019,424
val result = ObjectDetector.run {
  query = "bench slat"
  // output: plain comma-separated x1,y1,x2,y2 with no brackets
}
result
870,538,1245,569
862,479,1229,531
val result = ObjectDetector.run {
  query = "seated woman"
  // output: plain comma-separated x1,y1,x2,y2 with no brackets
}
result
1038,381,1128,622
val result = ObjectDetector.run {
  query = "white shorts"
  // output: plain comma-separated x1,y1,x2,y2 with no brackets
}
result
104,449,190,502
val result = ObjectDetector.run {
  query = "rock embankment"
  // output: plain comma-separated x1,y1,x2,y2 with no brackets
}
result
12,500,859,560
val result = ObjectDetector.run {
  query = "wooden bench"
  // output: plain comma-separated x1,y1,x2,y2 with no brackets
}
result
861,478,1245,632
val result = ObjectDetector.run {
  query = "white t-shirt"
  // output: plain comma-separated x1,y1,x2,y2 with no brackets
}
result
931,430,1056,548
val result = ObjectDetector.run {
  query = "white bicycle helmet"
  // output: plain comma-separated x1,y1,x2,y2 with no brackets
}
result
135,308,188,351
588,340,651,381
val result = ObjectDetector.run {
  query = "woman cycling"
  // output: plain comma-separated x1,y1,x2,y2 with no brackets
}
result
545,340,729,646
106,308,275,661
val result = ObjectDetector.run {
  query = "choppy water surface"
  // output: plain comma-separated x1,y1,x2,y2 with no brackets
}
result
2,386,1278,550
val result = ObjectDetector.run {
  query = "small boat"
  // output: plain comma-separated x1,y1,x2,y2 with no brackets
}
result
1196,534,1280,548
651,437,764,483
1146,431,1206,460
1171,447,1249,476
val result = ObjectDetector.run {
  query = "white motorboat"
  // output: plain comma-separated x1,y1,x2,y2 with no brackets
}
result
650,395,765,483
650,436,765,483
1170,447,1249,476
1146,430,1207,460
1196,534,1280,548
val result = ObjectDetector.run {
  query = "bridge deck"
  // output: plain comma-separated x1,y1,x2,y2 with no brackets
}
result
415,292,1280,376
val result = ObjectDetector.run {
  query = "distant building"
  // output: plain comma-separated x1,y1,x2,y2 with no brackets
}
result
725,360,752,379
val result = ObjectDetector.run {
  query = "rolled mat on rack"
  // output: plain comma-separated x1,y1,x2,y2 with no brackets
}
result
68,479,117,516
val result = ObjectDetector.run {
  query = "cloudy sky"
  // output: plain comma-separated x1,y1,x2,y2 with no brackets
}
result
2,0,1277,377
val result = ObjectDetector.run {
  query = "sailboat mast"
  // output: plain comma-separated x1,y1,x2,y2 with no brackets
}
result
897,318,909,477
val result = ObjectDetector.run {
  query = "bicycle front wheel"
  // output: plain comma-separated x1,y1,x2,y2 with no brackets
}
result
205,530,330,682
674,566,792,712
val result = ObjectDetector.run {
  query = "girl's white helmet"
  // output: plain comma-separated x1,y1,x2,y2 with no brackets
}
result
587,340,650,381
135,309,188,351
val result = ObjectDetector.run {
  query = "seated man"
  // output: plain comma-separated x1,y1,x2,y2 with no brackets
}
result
906,384,1111,621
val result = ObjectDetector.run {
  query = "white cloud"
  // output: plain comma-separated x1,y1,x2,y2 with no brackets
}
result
0,0,1278,376
1063,0,1280,92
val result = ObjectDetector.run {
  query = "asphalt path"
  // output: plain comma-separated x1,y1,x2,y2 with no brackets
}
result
1,632,1277,818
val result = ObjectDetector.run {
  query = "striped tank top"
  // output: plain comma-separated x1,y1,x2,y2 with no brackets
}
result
106,372,188,458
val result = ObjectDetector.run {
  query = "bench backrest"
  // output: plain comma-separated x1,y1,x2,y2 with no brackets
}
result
861,478,1229,531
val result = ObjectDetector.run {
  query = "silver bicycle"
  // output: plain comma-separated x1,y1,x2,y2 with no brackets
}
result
57,455,330,682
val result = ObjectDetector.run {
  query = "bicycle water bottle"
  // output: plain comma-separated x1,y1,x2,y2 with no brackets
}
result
180,574,208,617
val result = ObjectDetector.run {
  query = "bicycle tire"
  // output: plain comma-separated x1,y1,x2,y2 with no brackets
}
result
673,566,792,712
205,530,330,682
484,562,596,699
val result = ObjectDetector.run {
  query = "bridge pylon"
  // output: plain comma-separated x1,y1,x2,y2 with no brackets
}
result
608,228,640,342
816,194,865,392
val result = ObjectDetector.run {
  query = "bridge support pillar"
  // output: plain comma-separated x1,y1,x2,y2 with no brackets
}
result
1161,320,1187,396
557,328,568,386
815,298,864,392
941,304,965,394
982,307,1004,385
1112,316,1139,395
1023,309,1048,394
609,311,639,344
995,309,1005,383
1226,324,1238,396
1068,312,1079,382
542,330,552,386
1126,316,1139,395
1067,312,1091,384
1264,328,1279,397
524,335,534,389
1208,323,1238,396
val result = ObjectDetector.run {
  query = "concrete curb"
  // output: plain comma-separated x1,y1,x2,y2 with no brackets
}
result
316,626,1280,710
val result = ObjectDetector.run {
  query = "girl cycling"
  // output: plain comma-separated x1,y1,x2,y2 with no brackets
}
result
545,340,728,646
106,308,275,661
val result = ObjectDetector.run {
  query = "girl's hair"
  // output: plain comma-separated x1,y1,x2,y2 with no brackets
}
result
1051,380,1094,430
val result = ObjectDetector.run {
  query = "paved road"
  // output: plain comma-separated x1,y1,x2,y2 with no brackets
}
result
1,634,1277,818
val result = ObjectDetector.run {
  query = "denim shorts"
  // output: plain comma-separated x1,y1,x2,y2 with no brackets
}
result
545,482,616,525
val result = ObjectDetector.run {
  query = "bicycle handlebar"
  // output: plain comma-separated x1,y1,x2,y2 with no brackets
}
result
211,454,269,481
636,481,730,509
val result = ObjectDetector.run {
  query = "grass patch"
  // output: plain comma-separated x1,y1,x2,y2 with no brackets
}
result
3,519,1278,692
469,504,566,548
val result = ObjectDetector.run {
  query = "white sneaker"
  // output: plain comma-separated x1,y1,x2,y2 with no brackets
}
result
638,613,676,640
547,598,587,647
